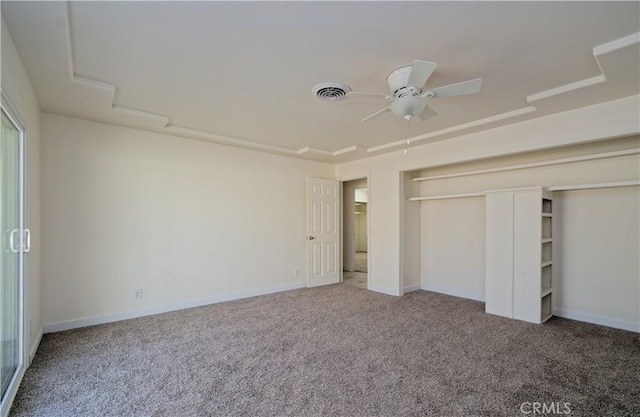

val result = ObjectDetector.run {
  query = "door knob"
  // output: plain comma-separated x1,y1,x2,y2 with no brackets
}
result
307,236,315,240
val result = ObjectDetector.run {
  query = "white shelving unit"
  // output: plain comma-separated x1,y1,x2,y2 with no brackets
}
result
485,187,553,324
539,195,553,323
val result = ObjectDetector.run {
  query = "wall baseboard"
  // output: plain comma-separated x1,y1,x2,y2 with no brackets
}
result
403,284,422,293
44,282,306,334
29,326,44,365
369,284,399,296
421,284,485,302
553,307,639,333
43,282,638,335
419,284,638,332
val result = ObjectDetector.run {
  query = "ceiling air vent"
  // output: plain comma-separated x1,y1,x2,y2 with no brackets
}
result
313,82,351,101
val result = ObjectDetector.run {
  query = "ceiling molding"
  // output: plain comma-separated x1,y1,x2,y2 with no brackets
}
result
332,146,366,156
164,125,299,156
62,1,311,158
593,32,640,56
111,106,170,126
48,2,640,161
297,147,332,156
526,76,606,103
526,32,639,104
71,75,115,94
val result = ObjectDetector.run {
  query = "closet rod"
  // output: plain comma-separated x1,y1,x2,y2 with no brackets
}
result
548,180,639,191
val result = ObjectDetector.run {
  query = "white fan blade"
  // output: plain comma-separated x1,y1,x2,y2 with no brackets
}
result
407,60,437,88
429,78,482,98
418,105,437,121
361,106,390,122
348,91,392,99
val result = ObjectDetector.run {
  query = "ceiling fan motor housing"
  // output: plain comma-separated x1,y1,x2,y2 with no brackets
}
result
387,66,413,93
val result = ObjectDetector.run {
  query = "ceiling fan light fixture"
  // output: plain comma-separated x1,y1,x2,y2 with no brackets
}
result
390,95,427,120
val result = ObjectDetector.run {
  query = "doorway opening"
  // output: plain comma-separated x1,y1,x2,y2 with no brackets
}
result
342,179,368,289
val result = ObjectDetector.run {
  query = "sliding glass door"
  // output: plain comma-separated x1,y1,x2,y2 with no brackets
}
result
0,106,25,417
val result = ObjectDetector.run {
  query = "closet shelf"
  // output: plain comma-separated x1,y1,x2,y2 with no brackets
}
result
411,149,640,182
408,192,484,201
408,180,639,203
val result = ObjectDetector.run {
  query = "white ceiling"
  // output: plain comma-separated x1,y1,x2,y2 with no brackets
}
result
2,1,639,163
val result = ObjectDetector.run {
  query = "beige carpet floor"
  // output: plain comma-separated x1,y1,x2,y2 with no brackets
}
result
10,285,640,417
343,271,367,289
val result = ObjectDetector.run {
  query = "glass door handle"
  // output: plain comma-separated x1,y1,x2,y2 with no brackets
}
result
9,229,19,253
24,229,30,253
8,229,29,252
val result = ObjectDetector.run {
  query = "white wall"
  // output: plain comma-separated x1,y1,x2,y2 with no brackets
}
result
553,186,639,329
421,197,486,300
355,206,367,252
402,174,421,292
1,18,42,357
41,113,334,330
355,188,368,253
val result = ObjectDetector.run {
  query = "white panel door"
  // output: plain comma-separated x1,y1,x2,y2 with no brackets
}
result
307,178,340,287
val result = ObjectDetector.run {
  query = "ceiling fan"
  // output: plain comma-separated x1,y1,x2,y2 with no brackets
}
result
314,60,482,122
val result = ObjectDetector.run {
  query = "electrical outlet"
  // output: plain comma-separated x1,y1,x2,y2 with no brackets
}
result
295,269,300,277
132,288,142,301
